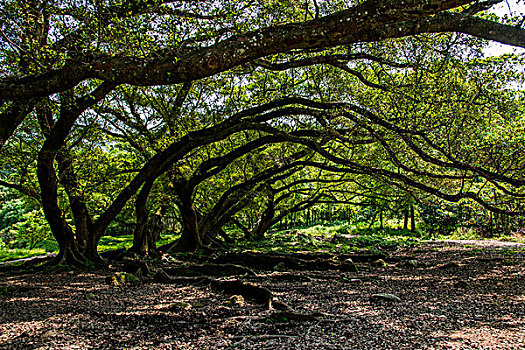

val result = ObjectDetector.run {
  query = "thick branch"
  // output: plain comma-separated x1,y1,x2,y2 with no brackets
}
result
1,0,479,100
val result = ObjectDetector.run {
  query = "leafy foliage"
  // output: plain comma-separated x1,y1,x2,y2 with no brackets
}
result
0,0,525,264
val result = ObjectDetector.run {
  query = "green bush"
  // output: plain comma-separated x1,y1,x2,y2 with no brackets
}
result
3,209,51,249
0,188,52,250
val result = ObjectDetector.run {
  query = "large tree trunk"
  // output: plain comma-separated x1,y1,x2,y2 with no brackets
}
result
84,234,104,263
368,211,377,229
36,101,88,266
38,149,86,266
53,233,87,266
176,203,200,251
130,179,154,256
172,182,201,252
410,204,416,232
250,197,275,241
56,150,93,252
35,84,114,266
147,210,163,257
403,208,409,230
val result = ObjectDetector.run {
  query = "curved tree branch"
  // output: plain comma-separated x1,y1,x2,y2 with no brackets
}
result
2,0,489,101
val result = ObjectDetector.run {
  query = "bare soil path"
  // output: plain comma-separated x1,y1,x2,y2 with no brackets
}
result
0,242,523,349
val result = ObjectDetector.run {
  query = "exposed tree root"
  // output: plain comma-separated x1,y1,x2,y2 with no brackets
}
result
152,269,203,284
157,241,177,254
212,279,275,308
0,254,55,273
259,310,329,322
160,250,389,276
82,251,108,268
163,263,256,277
290,252,387,263
153,269,291,310
257,272,312,282
122,258,151,277
209,251,360,272
100,248,126,260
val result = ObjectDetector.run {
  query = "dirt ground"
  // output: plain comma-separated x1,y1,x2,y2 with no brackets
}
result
1,241,524,350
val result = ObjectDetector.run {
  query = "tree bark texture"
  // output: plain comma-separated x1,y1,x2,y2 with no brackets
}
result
130,179,155,256
173,182,201,252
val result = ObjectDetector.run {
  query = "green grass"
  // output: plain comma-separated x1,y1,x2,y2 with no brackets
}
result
97,232,180,252
98,234,134,251
432,227,525,243
1,223,521,263
0,248,49,262
0,237,58,262
434,227,482,241
235,222,424,254
0,233,180,262
158,233,180,246
496,234,525,243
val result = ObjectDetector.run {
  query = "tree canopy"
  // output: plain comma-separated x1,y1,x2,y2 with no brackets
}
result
0,0,524,265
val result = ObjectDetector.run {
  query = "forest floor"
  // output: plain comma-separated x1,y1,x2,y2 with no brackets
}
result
0,241,524,350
